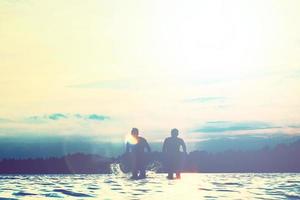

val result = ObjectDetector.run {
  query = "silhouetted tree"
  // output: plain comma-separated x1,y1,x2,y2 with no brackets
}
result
1,140,300,174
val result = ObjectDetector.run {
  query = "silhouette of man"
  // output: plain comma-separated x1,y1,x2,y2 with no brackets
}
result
162,128,187,179
126,128,151,179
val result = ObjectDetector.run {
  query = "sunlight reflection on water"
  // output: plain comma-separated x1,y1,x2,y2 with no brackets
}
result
0,173,299,200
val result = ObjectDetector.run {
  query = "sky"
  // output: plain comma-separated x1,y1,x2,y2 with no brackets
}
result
1,0,300,151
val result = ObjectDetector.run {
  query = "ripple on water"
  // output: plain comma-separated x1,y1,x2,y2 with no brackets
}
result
212,181,243,187
216,189,237,192
223,182,243,186
110,187,122,191
131,193,143,196
53,189,93,197
0,198,18,200
284,194,300,200
0,177,18,180
40,183,56,186
87,186,100,190
2,174,300,200
44,193,63,198
13,192,37,196
111,184,121,187
134,188,150,192
1,188,13,191
204,196,218,199
198,188,212,191
287,181,300,184
104,180,116,184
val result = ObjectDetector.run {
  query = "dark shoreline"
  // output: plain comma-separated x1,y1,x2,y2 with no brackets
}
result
1,139,300,174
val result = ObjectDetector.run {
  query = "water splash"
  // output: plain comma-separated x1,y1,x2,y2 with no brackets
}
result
147,161,163,173
110,163,125,175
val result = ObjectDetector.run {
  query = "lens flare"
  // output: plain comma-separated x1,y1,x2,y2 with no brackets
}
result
125,134,138,145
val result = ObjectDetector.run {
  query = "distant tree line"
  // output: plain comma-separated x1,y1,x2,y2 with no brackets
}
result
0,139,299,174
0,153,112,174
184,139,300,173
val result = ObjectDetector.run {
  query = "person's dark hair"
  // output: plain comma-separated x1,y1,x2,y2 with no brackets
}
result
131,128,139,135
171,128,179,137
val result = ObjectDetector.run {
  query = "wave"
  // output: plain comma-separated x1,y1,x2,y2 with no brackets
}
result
1,174,300,199
284,194,300,200
53,189,93,197
13,192,37,196
0,198,18,200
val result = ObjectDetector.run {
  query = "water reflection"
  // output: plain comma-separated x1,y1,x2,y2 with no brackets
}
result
0,173,299,200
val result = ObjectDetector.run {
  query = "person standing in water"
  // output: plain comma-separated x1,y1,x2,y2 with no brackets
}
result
126,128,151,179
162,128,187,179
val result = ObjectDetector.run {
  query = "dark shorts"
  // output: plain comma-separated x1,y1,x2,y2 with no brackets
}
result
130,153,148,171
164,153,182,172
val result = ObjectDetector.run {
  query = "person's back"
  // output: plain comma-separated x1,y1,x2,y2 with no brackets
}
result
126,128,151,179
130,136,149,154
162,128,186,179
163,137,185,154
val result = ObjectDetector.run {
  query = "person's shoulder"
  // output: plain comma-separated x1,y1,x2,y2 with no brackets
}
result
178,137,185,142
139,137,147,142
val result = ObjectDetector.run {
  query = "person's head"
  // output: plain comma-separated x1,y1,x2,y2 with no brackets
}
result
171,128,179,137
131,128,139,138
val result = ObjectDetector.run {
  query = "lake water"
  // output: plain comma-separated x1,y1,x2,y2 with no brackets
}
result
0,172,299,200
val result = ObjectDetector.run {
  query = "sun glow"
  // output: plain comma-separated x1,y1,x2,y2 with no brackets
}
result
125,134,138,145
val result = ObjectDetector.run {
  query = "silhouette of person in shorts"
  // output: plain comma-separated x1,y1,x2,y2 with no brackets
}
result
126,128,151,179
162,128,187,179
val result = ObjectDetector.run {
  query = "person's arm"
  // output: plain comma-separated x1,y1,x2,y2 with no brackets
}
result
181,139,187,154
162,138,167,153
126,142,130,153
145,139,151,152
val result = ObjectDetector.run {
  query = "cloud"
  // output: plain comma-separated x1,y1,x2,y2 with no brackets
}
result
288,125,300,129
48,113,67,120
86,114,110,121
193,134,300,153
0,118,11,123
279,68,300,80
0,113,114,139
290,69,300,78
73,114,110,121
185,96,226,103
25,114,67,123
24,113,110,123
67,80,132,89
194,121,281,133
